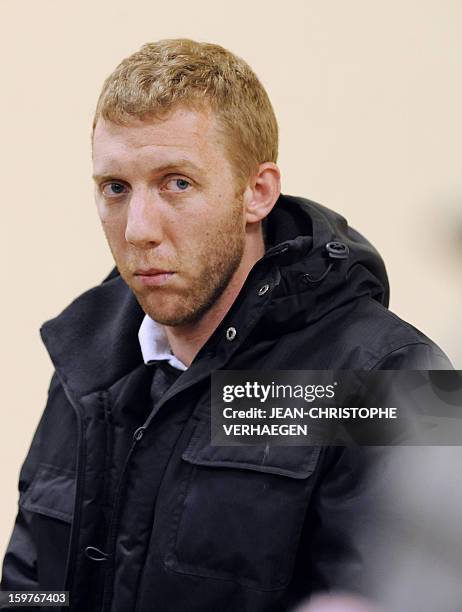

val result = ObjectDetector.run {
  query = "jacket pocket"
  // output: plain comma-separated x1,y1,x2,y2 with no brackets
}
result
20,463,76,523
164,420,321,591
17,463,76,590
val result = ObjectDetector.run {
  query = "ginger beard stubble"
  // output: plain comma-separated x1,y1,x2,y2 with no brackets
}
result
108,191,247,327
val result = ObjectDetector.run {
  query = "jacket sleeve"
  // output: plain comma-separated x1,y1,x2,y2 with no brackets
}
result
0,375,57,591
291,342,454,603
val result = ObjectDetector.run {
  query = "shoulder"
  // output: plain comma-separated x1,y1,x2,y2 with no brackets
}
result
334,297,452,369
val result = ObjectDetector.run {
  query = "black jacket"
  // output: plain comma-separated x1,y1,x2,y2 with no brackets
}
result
1,195,451,611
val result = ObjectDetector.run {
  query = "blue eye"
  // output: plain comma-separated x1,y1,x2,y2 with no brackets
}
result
166,178,191,192
102,182,127,196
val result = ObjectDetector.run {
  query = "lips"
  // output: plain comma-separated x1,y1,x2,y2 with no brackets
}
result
135,268,173,276
134,268,176,287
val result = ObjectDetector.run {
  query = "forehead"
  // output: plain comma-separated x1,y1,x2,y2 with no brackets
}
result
92,106,226,172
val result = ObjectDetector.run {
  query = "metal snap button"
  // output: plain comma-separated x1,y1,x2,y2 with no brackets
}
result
325,241,349,259
133,427,145,441
258,283,270,296
226,327,237,341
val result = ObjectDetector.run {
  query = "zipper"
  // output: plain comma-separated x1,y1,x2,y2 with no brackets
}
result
91,391,114,609
100,431,144,612
102,391,114,536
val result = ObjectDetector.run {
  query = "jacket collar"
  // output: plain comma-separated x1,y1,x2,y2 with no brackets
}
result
40,274,145,400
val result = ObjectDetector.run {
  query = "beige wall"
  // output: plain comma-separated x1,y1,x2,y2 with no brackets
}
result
1,0,461,560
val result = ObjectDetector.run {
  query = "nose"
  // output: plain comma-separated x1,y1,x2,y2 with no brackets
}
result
125,187,164,249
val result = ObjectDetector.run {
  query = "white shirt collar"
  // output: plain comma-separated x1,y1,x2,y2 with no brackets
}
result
138,314,188,371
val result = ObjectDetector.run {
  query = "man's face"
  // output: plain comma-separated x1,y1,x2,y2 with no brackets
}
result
92,107,247,327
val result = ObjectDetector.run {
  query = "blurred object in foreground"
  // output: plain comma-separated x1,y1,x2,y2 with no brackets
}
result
370,446,462,612
296,593,383,612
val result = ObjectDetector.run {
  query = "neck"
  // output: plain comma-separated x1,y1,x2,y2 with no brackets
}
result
164,233,265,367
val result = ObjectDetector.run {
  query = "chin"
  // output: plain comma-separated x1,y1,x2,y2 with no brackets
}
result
147,310,203,328
141,299,207,328
137,280,229,328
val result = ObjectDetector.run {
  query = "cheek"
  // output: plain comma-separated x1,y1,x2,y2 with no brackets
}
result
185,208,242,266
99,211,127,245
96,196,126,226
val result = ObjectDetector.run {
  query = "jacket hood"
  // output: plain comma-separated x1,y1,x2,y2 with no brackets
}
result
258,194,389,334
40,194,389,399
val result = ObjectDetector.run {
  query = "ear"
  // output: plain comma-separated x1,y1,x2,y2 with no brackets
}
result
243,162,281,225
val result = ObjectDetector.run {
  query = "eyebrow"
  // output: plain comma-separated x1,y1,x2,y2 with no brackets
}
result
92,159,203,182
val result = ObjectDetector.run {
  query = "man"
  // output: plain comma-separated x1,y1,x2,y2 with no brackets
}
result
1,39,451,611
